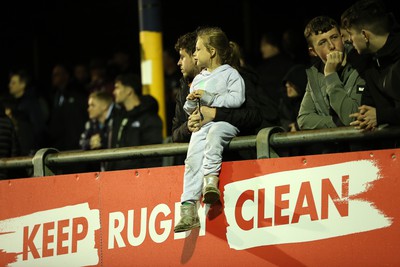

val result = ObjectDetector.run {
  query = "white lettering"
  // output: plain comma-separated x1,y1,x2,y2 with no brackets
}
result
108,212,126,249
224,160,392,250
127,208,147,246
149,204,171,243
0,203,99,266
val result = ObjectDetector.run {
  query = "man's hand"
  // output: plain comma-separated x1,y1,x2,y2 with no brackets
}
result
200,106,216,125
187,106,217,132
90,134,102,149
288,122,297,132
324,51,344,76
188,109,201,132
349,105,377,131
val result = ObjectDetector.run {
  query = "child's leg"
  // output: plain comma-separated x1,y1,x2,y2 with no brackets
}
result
203,121,239,176
180,126,208,203
175,127,209,233
202,122,239,204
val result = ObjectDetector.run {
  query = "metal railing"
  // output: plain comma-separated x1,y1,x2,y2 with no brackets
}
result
0,126,399,178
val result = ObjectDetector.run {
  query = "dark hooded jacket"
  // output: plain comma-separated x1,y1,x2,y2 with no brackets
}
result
106,95,163,170
171,77,192,143
0,102,21,179
361,27,400,126
279,64,307,131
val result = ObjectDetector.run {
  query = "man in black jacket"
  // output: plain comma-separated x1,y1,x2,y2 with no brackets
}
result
8,69,47,155
171,31,201,143
0,101,22,179
341,0,400,148
106,73,163,170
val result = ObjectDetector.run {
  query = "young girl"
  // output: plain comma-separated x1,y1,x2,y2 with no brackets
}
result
174,27,245,233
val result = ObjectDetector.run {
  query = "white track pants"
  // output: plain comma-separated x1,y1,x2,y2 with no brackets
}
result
181,121,239,202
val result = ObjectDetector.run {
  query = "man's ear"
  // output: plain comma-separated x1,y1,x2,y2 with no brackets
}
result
361,29,370,41
128,86,135,96
20,81,27,89
308,47,317,57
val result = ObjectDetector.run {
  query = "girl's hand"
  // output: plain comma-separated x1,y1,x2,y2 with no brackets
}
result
192,89,205,98
186,92,196,100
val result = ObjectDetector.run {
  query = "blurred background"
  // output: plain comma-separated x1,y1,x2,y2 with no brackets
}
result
1,0,397,94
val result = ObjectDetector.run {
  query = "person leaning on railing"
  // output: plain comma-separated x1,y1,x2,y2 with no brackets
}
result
342,0,400,149
297,15,368,155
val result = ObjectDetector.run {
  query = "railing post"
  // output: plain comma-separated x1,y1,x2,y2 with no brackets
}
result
32,148,59,177
256,127,285,159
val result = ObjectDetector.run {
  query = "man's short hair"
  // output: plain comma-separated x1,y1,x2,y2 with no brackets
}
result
115,73,142,96
89,90,114,105
304,16,339,46
174,31,197,55
341,0,392,34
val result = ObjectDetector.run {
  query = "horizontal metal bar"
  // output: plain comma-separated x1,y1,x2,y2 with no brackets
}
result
0,126,398,170
269,125,400,147
0,156,33,169
45,135,257,167
46,143,189,166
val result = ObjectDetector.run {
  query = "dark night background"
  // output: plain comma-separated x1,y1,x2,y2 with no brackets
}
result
1,0,398,95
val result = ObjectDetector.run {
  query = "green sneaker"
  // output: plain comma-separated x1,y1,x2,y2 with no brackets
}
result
174,203,200,233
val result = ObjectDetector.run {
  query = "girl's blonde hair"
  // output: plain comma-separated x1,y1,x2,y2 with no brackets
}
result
196,27,241,69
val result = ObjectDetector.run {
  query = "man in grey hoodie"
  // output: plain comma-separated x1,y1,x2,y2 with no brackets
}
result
297,16,367,154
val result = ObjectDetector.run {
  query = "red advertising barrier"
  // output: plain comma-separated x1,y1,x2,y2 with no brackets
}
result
1,148,399,267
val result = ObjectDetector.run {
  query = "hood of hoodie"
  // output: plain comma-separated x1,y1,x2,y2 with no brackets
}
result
239,65,259,86
373,27,400,68
125,95,159,118
282,64,307,96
